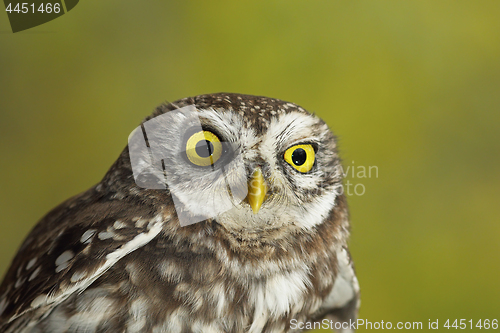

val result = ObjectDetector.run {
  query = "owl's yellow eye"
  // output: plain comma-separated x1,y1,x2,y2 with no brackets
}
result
284,144,315,173
185,131,223,166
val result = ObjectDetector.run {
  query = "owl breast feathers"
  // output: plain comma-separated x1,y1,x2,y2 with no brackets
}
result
0,93,359,333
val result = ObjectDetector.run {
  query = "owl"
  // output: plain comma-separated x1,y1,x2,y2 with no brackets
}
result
0,93,359,333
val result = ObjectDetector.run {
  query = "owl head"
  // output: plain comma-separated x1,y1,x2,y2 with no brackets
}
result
126,93,343,238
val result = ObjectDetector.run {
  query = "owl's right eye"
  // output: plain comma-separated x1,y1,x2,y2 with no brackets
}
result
185,131,223,166
284,144,316,173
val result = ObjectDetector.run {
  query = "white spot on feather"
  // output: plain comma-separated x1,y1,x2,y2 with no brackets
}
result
14,277,26,289
16,214,164,322
321,247,358,310
31,294,47,308
134,218,147,228
26,257,37,270
158,260,183,283
192,320,221,333
210,283,227,317
98,231,115,240
249,269,310,332
55,250,75,273
154,307,186,333
80,229,96,244
0,297,8,316
113,220,127,229
70,271,87,283
29,266,41,281
60,296,117,333
128,298,148,332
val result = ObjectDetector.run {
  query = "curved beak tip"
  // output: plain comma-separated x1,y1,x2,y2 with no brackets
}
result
246,168,268,214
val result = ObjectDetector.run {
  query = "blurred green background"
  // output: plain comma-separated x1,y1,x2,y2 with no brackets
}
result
1,1,499,331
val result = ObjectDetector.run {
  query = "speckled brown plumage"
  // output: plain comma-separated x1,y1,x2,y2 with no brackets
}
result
0,93,359,333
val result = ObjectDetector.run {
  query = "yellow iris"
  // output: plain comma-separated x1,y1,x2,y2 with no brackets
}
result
185,131,223,166
284,144,315,173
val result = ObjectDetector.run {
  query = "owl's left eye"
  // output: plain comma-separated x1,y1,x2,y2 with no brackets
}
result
185,131,223,166
284,144,315,173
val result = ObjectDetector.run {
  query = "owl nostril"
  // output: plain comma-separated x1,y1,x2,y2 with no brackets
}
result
247,165,270,181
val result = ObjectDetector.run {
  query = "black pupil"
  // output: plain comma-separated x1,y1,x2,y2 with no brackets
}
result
195,140,214,158
292,148,307,166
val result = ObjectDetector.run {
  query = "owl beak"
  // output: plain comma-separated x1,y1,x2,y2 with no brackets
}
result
247,167,268,214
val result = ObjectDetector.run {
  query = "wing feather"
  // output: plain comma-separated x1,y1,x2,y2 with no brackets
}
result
0,187,168,330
